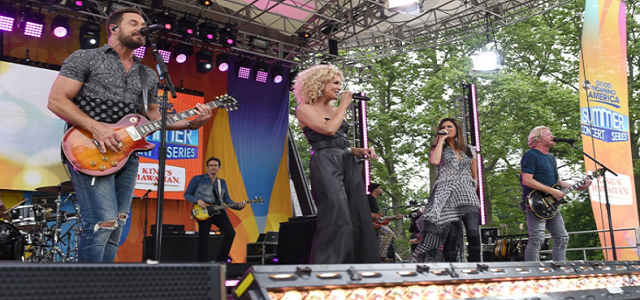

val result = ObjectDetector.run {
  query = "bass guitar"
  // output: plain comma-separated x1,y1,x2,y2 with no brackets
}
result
527,169,603,219
191,197,263,221
62,95,238,176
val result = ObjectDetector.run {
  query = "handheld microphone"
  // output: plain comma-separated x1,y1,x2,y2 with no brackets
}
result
553,137,578,143
138,24,164,35
437,130,449,135
352,92,370,101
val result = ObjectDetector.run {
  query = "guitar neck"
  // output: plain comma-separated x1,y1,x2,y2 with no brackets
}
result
136,101,220,136
560,175,592,194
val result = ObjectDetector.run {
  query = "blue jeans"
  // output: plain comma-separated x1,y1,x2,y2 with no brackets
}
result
524,208,569,261
66,157,139,262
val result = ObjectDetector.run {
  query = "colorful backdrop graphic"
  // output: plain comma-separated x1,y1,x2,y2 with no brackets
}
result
579,0,638,260
0,16,292,262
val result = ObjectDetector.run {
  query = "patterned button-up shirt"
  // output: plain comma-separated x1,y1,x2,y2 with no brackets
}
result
59,44,159,124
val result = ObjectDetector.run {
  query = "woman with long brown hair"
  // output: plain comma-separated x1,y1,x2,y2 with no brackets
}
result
409,118,481,262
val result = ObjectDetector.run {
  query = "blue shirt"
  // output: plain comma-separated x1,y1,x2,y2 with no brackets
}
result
521,148,558,203
184,174,238,209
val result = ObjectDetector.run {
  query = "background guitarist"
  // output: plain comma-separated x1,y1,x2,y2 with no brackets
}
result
520,126,591,262
184,157,245,262
47,7,213,262
367,183,402,262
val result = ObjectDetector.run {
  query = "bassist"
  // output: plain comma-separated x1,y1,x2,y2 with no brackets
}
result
184,157,245,262
520,126,591,262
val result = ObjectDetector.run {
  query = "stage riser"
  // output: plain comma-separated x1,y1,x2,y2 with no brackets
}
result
0,263,224,300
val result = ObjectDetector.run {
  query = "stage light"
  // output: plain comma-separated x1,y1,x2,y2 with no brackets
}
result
386,0,421,15
197,0,213,7
216,53,230,72
173,43,193,64
198,21,217,43
235,57,252,79
195,49,214,74
51,15,70,38
472,49,500,71
271,64,285,84
218,23,237,48
0,4,15,32
133,46,146,59
80,22,101,49
153,10,176,32
298,31,311,41
250,37,269,50
18,10,45,38
67,0,85,11
156,40,172,64
254,60,269,83
177,15,197,38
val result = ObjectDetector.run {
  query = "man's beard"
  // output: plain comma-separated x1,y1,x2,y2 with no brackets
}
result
120,34,144,50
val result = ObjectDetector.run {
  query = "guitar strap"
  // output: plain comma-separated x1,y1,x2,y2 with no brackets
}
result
551,154,560,184
217,179,223,204
138,66,148,117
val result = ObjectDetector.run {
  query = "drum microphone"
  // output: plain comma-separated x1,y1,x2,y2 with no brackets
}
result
553,137,578,143
138,24,164,35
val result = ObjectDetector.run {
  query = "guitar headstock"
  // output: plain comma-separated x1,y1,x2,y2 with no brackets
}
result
213,94,239,111
250,196,264,204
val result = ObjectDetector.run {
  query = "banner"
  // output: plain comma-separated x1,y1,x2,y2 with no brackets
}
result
579,0,638,260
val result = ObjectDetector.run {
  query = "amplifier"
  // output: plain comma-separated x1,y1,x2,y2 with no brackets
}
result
150,224,185,235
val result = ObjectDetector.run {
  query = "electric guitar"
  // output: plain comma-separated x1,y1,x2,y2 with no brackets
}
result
373,216,400,229
191,197,263,221
527,169,603,219
62,95,239,176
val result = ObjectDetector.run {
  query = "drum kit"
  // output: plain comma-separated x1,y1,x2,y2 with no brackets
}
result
1,181,82,262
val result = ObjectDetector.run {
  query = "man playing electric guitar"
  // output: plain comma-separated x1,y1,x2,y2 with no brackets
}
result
47,7,213,262
520,126,591,262
367,183,402,262
184,157,246,262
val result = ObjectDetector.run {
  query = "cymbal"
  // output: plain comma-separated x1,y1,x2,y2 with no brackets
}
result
35,183,74,194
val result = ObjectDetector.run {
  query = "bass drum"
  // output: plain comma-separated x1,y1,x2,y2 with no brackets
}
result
0,221,24,260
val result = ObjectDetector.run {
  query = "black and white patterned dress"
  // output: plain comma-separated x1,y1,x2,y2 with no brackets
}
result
409,144,480,262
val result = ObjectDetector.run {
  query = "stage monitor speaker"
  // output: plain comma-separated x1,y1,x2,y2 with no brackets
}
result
233,261,640,300
328,39,338,56
0,263,225,300
277,216,316,264
144,235,223,262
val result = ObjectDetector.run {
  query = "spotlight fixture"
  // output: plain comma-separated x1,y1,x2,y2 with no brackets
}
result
173,43,193,64
156,40,172,64
176,15,197,38
18,10,45,38
386,0,421,15
235,56,253,79
67,0,85,11
297,31,311,41
80,22,101,49
195,49,214,74
153,10,177,32
216,53,230,72
253,60,269,83
250,37,269,51
198,21,218,43
197,0,213,6
51,15,70,38
0,4,16,32
218,23,237,48
271,63,285,84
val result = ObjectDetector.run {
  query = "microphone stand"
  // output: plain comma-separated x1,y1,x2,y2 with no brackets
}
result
140,189,152,261
564,141,619,260
146,33,177,261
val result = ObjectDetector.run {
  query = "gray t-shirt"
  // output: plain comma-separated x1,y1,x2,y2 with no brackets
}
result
59,44,159,124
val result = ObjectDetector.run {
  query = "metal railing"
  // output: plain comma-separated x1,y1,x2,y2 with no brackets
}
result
539,227,640,261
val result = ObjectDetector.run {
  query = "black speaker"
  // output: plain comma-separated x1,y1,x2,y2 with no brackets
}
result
277,216,316,264
328,39,338,55
0,263,224,300
144,235,224,262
